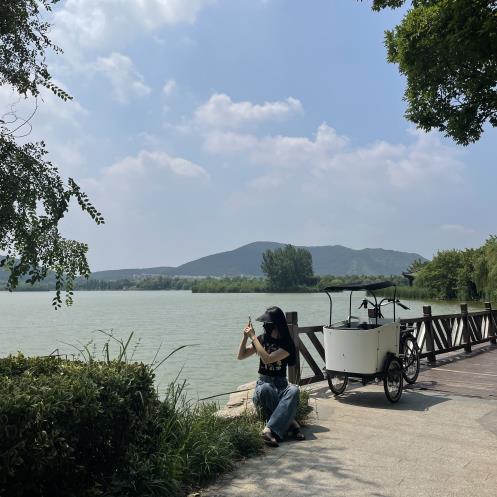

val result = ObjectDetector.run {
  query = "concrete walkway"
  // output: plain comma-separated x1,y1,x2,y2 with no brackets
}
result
203,383,497,497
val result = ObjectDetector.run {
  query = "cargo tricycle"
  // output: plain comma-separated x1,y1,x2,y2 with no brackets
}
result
322,281,420,403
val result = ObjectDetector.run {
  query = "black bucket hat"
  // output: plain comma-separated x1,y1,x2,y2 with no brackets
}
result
255,308,275,323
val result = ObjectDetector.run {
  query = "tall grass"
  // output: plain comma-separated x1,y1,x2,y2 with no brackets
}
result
375,285,437,300
158,381,265,491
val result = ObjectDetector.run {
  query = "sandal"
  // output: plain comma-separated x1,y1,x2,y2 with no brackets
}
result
288,426,306,441
261,430,279,447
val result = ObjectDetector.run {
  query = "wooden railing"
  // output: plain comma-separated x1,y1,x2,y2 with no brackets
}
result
286,302,497,386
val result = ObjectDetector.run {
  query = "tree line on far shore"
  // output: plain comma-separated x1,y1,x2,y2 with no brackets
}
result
5,238,497,302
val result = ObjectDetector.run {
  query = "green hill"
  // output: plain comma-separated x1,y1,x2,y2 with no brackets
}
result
88,242,426,280
1,242,426,284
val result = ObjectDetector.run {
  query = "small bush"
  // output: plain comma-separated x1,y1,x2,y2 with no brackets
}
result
0,354,170,497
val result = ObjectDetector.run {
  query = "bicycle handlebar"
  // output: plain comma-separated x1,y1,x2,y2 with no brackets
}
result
358,298,410,311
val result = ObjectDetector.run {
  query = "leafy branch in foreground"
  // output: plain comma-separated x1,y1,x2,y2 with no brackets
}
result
367,0,497,144
0,0,64,99
0,136,104,307
0,0,104,306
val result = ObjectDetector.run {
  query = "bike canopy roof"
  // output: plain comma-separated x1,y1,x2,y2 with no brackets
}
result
322,280,395,293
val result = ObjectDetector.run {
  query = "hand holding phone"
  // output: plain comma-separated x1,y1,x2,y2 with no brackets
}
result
244,316,254,338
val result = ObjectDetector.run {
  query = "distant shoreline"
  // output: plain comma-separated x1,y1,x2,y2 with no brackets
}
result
0,286,490,305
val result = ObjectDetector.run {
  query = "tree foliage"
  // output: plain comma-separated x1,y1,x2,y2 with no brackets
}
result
261,244,315,291
406,257,428,273
474,236,497,300
413,237,497,301
415,248,478,300
0,0,103,306
370,0,497,144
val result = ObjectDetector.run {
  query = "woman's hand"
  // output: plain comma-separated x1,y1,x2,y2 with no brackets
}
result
244,322,255,339
238,322,256,360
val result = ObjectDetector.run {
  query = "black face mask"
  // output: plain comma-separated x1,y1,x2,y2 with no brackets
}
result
263,322,275,334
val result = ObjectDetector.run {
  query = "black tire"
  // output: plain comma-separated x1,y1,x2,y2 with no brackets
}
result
327,373,348,396
402,335,420,384
383,356,403,403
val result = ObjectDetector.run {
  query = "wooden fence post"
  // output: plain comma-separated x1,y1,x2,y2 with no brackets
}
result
485,302,496,345
286,311,301,385
423,305,436,364
461,303,471,353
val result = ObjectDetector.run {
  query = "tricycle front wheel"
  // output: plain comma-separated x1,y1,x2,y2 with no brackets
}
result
383,356,403,403
327,373,348,396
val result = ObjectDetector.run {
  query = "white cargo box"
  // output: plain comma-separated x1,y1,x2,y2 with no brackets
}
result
323,322,400,375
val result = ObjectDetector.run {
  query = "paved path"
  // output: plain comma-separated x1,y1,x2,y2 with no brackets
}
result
203,347,497,497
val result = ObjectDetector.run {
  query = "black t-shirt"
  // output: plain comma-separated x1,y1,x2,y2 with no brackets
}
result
257,333,290,377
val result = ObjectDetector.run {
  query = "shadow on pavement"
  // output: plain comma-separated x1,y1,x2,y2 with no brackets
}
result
309,384,449,412
335,390,448,411
231,438,382,497
288,422,329,441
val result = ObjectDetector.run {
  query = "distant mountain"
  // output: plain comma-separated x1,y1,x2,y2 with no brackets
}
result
89,242,427,280
87,266,175,281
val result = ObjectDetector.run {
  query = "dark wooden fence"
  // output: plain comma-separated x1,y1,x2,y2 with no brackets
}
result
286,302,497,386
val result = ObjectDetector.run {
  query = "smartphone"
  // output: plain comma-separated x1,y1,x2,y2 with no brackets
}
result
248,316,252,327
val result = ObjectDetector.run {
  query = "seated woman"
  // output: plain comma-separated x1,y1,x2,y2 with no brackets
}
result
237,306,305,447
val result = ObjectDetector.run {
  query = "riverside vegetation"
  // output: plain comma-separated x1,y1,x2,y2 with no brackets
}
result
382,236,497,302
6,238,497,303
0,339,311,497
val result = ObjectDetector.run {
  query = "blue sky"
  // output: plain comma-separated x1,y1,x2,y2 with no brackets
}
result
2,0,495,270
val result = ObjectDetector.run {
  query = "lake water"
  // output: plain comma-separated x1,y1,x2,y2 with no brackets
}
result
0,291,470,402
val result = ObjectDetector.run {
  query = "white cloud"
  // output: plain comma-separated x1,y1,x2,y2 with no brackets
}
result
53,0,214,51
194,93,303,128
204,122,348,167
103,150,208,186
203,124,462,189
95,53,151,104
440,224,475,235
162,79,177,96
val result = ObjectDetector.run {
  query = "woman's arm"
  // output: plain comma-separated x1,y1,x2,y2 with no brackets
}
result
237,332,256,360
245,324,290,365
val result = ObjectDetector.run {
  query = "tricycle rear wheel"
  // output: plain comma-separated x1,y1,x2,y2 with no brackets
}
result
383,356,403,403
327,373,348,396
402,335,420,384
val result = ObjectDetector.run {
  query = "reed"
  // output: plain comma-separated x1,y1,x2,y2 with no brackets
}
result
375,285,437,300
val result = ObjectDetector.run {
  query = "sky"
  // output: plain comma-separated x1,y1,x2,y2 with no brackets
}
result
2,0,496,271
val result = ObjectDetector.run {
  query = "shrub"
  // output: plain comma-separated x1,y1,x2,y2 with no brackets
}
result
0,354,173,497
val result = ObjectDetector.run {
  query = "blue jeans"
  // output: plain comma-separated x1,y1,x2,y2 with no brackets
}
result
253,375,299,441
